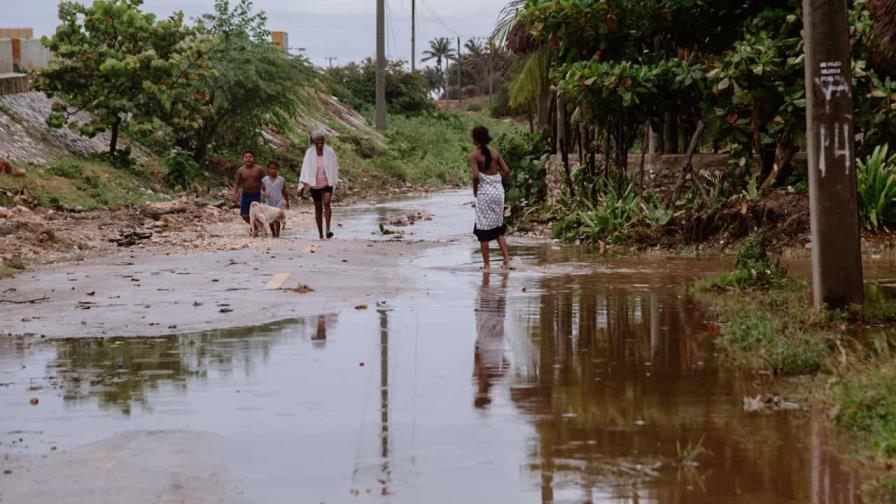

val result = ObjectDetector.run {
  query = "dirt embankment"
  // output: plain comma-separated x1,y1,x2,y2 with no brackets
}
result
0,198,318,268
647,191,810,248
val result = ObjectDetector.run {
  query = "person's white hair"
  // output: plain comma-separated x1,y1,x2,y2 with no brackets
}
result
310,131,326,142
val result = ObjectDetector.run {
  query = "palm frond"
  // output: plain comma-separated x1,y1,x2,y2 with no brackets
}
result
491,0,526,45
508,46,551,108
871,0,896,69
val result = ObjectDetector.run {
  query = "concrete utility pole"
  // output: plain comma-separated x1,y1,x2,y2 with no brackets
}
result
411,0,416,72
456,37,462,104
376,0,386,131
802,0,864,308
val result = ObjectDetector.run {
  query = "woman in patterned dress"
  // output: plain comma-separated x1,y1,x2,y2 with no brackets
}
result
470,125,511,271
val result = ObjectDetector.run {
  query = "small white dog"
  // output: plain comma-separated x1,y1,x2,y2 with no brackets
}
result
248,201,287,238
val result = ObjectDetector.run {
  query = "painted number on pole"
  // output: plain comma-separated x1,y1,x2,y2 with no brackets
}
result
815,60,852,177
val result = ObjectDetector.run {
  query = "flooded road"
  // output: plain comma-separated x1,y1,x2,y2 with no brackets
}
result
0,191,866,503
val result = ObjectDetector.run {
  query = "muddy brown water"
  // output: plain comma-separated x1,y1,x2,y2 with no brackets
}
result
0,191,875,503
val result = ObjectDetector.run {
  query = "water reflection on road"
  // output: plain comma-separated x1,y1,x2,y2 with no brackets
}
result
0,190,867,503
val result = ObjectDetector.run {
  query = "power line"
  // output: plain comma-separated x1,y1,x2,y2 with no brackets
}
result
419,0,462,37
385,0,399,60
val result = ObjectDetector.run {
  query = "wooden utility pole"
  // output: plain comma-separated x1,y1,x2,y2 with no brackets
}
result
325,56,337,68
411,0,416,72
803,0,864,308
456,37,462,104
375,0,386,131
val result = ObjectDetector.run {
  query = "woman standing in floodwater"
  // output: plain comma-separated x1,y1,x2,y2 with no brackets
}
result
470,125,511,270
298,131,340,240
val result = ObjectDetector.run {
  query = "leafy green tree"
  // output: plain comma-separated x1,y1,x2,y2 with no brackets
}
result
172,0,312,162
37,0,209,156
326,59,433,115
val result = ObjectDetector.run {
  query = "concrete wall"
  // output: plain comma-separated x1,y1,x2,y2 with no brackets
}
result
17,39,49,70
0,39,12,74
0,73,30,95
0,28,33,39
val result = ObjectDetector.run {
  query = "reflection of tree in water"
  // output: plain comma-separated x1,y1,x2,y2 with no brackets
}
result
510,274,860,503
473,273,509,408
48,317,325,415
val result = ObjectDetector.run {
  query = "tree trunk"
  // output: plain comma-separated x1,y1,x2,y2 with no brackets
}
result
662,110,678,154
109,116,121,156
536,89,551,128
669,120,708,206
639,121,650,195
760,143,798,189
557,95,575,198
549,91,558,154
648,117,663,154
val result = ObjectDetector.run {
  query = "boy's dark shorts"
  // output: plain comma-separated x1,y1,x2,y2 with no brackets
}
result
310,186,333,203
240,192,261,215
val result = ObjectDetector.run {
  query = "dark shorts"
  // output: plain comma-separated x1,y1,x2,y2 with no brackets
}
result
240,192,261,215
474,224,506,242
310,186,333,203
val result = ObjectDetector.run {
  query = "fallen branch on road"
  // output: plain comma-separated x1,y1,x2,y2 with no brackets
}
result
0,296,49,304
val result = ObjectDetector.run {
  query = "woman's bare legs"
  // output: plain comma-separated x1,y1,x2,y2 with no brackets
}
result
313,199,324,239
480,241,491,271
323,192,333,238
497,235,511,269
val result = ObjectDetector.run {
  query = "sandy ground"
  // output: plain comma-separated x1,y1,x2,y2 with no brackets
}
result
1,430,242,504
0,233,430,339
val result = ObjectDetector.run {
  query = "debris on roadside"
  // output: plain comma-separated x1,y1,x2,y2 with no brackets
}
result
388,209,432,227
743,394,801,413
110,230,153,247
293,283,314,294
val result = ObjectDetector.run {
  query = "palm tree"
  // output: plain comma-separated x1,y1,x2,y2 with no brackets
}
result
462,39,487,93
870,0,896,69
422,37,454,98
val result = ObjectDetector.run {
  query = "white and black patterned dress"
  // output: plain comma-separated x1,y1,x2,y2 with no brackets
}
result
474,172,506,242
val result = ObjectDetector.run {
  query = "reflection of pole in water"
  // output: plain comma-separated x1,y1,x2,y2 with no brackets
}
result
649,290,659,360
378,308,391,490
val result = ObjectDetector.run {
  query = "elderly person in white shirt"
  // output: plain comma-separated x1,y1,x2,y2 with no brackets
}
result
298,131,340,239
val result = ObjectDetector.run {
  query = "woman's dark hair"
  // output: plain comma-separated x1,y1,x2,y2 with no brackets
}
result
472,125,492,169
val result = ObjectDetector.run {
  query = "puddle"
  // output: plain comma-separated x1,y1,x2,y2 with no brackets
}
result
0,189,880,503
0,262,863,503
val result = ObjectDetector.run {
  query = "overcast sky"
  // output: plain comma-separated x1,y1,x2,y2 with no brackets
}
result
13,0,509,67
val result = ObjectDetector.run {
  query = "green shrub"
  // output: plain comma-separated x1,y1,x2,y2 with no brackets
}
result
46,159,83,179
499,132,549,205
164,149,200,190
698,230,791,290
857,144,896,230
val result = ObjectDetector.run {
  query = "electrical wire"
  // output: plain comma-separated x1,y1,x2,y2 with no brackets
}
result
419,0,462,37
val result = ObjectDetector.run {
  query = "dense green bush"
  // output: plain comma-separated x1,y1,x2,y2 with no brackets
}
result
498,131,549,205
326,59,433,115
164,148,200,190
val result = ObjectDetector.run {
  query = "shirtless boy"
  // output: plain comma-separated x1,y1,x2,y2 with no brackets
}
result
232,150,266,223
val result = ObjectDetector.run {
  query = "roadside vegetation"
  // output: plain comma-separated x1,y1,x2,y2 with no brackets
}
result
486,0,896,247
695,231,896,499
